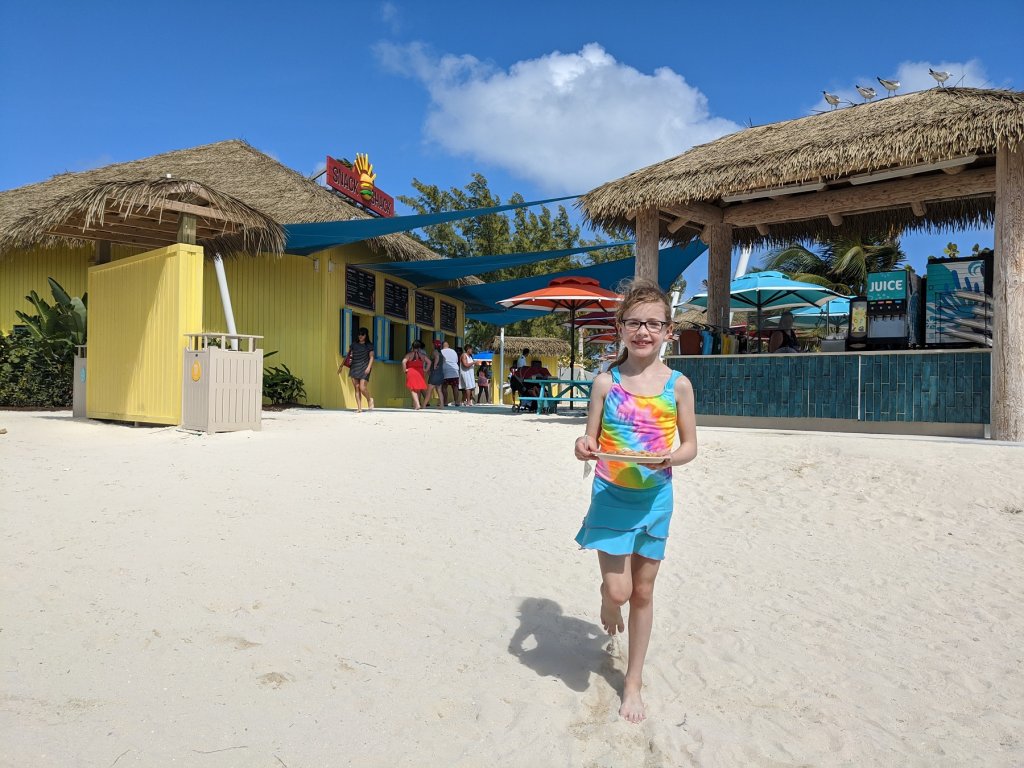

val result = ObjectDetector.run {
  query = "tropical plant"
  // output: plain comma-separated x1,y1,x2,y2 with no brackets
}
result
763,234,906,295
0,331,74,407
262,363,306,406
14,278,88,355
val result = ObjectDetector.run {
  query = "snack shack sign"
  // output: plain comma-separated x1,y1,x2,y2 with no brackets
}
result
326,154,394,217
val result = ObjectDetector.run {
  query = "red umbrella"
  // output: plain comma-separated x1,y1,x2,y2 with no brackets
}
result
562,311,617,331
499,276,622,404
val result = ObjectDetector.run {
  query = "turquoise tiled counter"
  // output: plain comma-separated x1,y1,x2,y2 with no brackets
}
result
667,349,990,431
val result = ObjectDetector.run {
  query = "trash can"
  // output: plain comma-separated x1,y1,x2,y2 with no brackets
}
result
181,333,263,433
73,345,87,418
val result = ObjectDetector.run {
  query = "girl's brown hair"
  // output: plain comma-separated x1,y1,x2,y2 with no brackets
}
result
610,278,673,369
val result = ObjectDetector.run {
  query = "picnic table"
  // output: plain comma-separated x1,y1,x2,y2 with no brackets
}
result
520,378,593,413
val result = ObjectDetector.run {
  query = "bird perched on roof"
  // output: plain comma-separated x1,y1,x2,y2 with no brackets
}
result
929,68,951,87
877,77,900,97
823,91,841,109
856,85,876,102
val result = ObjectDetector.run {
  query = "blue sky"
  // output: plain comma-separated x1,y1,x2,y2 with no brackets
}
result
2,0,1021,291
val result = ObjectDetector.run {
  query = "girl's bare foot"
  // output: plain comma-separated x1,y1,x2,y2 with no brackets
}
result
619,679,646,723
600,584,624,635
368,398,375,410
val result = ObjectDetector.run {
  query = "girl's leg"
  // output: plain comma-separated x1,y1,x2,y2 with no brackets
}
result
410,390,421,409
353,379,364,411
363,381,374,410
621,555,661,723
597,551,631,636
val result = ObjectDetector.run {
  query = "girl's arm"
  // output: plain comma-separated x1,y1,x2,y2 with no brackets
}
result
366,349,374,374
664,375,698,467
574,373,611,461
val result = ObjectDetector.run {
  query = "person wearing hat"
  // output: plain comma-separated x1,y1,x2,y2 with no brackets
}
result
425,339,446,406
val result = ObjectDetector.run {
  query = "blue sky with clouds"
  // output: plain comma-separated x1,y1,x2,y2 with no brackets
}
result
2,0,1020,289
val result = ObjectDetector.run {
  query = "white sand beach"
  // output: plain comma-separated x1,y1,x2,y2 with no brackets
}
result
2,407,1023,767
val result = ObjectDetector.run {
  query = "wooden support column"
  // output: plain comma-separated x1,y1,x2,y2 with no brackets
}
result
94,240,111,265
177,213,197,245
703,223,733,329
992,142,1024,441
634,207,660,284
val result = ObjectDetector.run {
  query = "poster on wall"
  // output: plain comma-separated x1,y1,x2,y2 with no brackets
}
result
345,265,376,311
440,301,457,333
384,279,409,320
415,293,435,326
925,257,992,347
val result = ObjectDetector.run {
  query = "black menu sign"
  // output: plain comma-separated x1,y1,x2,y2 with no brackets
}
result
384,279,409,320
415,292,435,326
345,265,376,311
440,300,457,333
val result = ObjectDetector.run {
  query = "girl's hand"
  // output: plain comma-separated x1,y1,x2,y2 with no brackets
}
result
574,435,597,461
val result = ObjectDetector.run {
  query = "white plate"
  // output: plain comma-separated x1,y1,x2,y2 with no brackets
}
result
593,451,667,464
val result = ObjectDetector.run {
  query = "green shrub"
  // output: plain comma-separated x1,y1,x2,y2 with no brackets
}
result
0,331,73,407
263,363,306,406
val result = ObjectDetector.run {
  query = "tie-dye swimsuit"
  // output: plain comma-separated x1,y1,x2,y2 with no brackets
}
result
575,366,681,560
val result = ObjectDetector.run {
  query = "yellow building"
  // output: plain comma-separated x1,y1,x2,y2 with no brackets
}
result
0,140,467,415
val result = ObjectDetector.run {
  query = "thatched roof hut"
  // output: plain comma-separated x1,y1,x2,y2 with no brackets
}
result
0,139,439,263
581,88,1024,246
489,336,570,358
1,177,284,255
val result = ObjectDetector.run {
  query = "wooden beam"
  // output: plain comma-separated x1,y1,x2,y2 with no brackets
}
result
177,213,197,245
723,167,996,228
94,240,111,265
106,196,250,224
943,165,967,175
664,201,724,224
704,223,733,329
634,207,660,283
667,216,690,234
910,201,927,217
755,223,770,237
991,143,1024,441
827,212,844,226
47,226,170,250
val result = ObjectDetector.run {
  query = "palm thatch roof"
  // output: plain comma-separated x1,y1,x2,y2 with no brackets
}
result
490,336,570,357
0,139,439,263
581,88,1024,246
1,178,284,255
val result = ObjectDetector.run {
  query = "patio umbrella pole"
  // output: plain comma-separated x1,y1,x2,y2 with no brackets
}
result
757,304,764,353
569,306,576,410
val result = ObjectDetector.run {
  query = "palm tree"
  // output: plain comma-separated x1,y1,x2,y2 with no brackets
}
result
763,234,905,295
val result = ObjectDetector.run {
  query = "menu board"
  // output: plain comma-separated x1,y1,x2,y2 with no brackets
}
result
415,292,435,326
384,279,409,320
440,300,458,333
345,265,376,311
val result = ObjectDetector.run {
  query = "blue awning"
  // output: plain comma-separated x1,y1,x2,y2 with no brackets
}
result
283,195,578,255
352,241,634,286
449,240,708,326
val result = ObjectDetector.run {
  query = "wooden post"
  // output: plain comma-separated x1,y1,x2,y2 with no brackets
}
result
177,213,197,245
992,143,1024,441
94,240,111,265
703,223,733,329
635,207,660,284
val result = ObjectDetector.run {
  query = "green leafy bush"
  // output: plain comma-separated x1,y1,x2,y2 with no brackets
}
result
1,278,86,408
0,331,73,407
262,363,306,406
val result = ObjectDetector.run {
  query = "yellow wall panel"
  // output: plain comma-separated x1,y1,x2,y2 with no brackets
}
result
0,245,91,332
87,244,204,424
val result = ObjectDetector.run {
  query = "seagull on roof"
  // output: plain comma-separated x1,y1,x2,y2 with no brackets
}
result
856,85,877,102
823,91,842,109
877,77,900,97
929,68,951,87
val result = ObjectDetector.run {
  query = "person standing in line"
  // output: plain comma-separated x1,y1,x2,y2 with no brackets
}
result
439,340,460,406
425,339,446,407
573,279,698,724
402,340,431,410
459,345,477,406
476,362,491,404
341,327,375,412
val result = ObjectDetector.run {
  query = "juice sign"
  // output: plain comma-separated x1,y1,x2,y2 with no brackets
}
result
868,271,906,301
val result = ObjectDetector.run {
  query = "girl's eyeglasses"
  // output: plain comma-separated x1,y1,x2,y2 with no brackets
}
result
621,319,669,333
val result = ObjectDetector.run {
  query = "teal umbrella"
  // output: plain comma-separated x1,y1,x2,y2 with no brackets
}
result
764,297,852,332
683,271,846,349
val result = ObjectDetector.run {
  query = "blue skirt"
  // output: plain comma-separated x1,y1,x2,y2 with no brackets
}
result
574,475,674,560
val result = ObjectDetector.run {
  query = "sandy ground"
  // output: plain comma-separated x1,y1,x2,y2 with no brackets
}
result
2,406,1023,767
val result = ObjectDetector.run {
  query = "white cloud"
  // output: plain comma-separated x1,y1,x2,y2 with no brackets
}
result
817,58,990,111
374,42,740,193
380,2,399,33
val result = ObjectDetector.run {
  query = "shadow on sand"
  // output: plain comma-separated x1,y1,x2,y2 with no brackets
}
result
508,597,623,693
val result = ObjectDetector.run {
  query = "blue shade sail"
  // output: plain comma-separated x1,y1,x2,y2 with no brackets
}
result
454,241,707,325
351,241,634,287
283,195,579,255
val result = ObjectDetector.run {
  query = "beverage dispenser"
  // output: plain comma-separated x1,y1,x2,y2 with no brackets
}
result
846,297,868,350
865,270,921,349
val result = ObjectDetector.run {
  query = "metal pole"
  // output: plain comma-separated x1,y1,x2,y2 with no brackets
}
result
499,327,505,405
213,253,238,350
569,307,576,410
